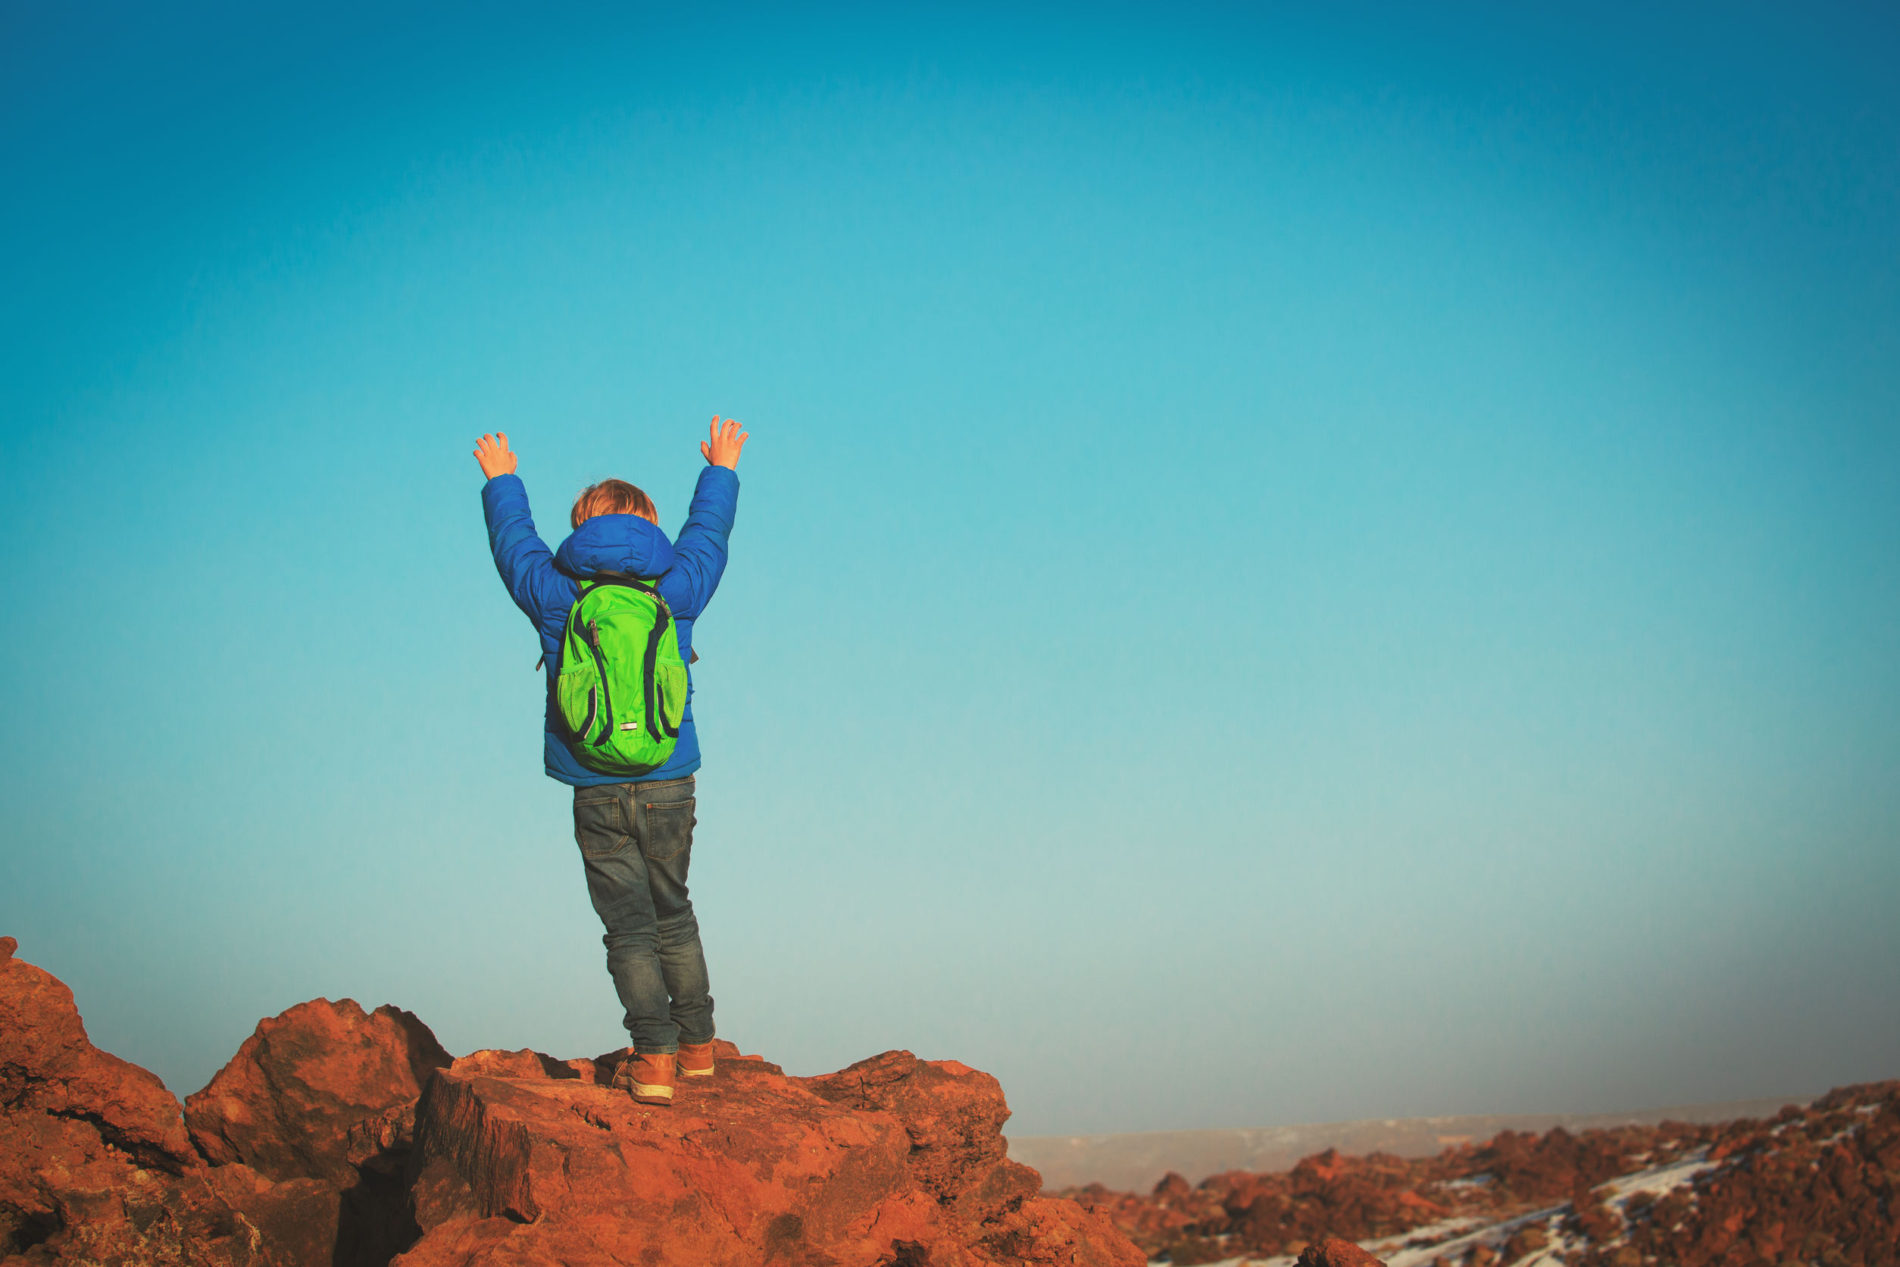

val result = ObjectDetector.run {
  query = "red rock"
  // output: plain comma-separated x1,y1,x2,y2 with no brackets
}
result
0,941,195,1169
1067,1180,1208,1256
1295,1148,1351,1185
1154,1170,1194,1200
1502,1224,1548,1260
0,940,263,1264
35,914,1892,1267
396,1045,1144,1266
3,946,1137,1266
1601,1082,1900,1267
801,1049,1042,1226
447,1048,595,1082
205,1164,344,1266
1297,1238,1388,1267
4,945,1144,1266
983,1193,1157,1266
185,997,452,1186
1065,1084,1900,1267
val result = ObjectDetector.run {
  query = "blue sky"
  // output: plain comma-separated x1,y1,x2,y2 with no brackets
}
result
2,0,1896,1137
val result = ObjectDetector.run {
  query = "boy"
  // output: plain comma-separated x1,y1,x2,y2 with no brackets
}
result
473,417,748,1106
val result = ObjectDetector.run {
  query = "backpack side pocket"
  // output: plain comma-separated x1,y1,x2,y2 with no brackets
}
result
654,657,688,739
557,661,601,744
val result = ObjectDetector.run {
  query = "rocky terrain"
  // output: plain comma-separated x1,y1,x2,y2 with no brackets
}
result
0,936,1145,1265
6,929,1892,1267
1008,1098,1806,1194
1062,1083,1899,1266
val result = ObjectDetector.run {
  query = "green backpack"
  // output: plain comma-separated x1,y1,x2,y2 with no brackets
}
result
555,573,688,777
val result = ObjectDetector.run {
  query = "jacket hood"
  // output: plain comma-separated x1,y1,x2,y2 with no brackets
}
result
554,514,677,580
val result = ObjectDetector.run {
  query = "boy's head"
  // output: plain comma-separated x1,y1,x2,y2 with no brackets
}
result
571,479,658,528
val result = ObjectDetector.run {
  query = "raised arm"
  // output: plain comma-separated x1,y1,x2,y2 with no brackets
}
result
668,417,747,619
474,433,571,623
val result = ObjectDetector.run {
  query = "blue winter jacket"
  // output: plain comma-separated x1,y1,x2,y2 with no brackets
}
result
481,467,739,786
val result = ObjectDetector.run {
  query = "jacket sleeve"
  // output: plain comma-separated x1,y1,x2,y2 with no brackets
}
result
482,474,572,625
664,465,740,620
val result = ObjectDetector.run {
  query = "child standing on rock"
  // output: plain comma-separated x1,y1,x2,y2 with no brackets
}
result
473,418,748,1106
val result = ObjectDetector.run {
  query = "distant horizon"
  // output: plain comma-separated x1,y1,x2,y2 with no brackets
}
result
1007,1084,1823,1190
4,0,1897,1137
1011,1087,1818,1144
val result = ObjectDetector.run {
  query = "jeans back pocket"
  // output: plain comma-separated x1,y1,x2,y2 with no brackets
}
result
573,791,631,859
638,797,696,865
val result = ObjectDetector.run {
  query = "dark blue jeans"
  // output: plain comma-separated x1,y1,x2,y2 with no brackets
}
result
571,775,713,1054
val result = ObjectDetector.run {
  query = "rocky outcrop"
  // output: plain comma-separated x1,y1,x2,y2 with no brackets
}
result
1068,1147,1447,1263
1068,1083,1900,1267
397,1043,1143,1266
1577,1083,1900,1267
0,935,264,1264
185,998,452,1187
16,926,1890,1267
0,938,1145,1266
804,1050,1043,1227
166,994,462,1266
0,936,194,1172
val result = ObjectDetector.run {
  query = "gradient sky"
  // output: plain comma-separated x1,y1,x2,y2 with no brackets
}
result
3,1,1896,1138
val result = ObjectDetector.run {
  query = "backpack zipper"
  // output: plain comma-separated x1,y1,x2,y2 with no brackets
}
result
641,606,671,742
584,620,614,747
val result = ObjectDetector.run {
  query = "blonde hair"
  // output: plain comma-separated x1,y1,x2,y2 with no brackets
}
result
570,479,657,529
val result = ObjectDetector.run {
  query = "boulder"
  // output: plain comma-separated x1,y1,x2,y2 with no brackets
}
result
185,997,452,1186
802,1049,1042,1225
0,935,194,1171
1297,1238,1388,1267
0,937,263,1264
1153,1171,1194,1201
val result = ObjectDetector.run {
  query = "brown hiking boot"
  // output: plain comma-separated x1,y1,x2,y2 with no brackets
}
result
677,1040,716,1078
611,1051,675,1105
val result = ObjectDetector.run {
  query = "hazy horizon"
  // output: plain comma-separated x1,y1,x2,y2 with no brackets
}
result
4,0,1897,1136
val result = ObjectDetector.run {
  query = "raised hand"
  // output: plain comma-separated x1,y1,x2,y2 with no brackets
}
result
473,433,518,480
700,416,749,470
